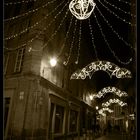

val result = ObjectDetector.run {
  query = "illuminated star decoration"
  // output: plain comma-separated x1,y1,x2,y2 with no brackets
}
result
70,61,132,79
102,98,127,107
69,0,96,20
95,86,128,98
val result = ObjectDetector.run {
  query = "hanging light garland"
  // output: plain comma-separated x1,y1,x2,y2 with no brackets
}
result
96,6,132,48
5,0,37,5
4,0,57,22
95,86,128,98
102,98,127,107
93,13,132,65
5,0,68,51
58,16,74,57
75,21,82,64
102,0,136,18
42,8,70,50
97,0,135,26
69,0,96,20
98,111,106,116
4,0,66,41
117,0,135,6
63,19,78,65
88,18,98,59
70,60,132,79
98,107,113,114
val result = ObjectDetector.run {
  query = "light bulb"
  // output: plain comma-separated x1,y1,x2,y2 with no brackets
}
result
50,58,57,67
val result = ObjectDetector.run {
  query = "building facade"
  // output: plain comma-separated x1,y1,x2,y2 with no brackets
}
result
4,0,97,139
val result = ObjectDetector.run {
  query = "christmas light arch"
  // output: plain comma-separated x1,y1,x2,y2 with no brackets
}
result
70,60,132,79
95,86,128,98
102,98,127,107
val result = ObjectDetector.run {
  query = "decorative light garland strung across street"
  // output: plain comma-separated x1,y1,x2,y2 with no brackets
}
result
75,21,82,64
102,98,127,107
4,0,57,22
63,19,78,65
5,0,37,5
93,11,132,65
5,0,68,51
96,6,132,48
58,16,74,57
4,0,66,41
88,18,98,59
98,112,106,116
69,0,96,20
98,107,113,114
102,0,136,17
118,0,135,6
97,0,135,26
70,60,132,79
95,86,128,98
42,8,70,49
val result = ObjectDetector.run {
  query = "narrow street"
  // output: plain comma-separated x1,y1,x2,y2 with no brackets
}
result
95,132,135,140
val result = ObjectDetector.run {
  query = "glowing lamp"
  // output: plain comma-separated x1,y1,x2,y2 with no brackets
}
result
50,58,57,67
96,106,99,110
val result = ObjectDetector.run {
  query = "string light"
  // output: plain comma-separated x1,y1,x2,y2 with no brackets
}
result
99,112,106,116
63,19,78,66
97,0,136,26
88,18,99,60
98,107,113,114
69,0,96,20
30,1,69,52
42,8,69,50
4,0,57,22
5,0,37,5
102,0,136,18
118,0,135,6
75,21,82,64
102,98,127,107
58,16,74,57
4,0,66,41
95,86,128,98
5,1,68,51
70,60,132,79
93,13,132,65
96,6,133,48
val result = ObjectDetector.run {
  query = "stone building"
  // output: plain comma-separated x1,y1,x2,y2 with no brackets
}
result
4,0,96,139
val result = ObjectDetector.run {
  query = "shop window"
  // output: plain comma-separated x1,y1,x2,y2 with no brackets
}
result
4,97,10,132
69,110,78,132
14,48,25,73
49,103,65,137
54,105,64,133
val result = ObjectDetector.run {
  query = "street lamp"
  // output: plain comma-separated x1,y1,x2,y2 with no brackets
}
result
50,57,57,67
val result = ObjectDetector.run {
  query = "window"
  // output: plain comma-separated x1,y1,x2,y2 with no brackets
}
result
49,103,65,136
4,53,9,75
4,98,10,132
69,110,78,132
54,105,64,133
14,48,25,73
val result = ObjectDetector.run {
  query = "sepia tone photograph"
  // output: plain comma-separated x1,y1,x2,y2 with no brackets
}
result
4,0,136,140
